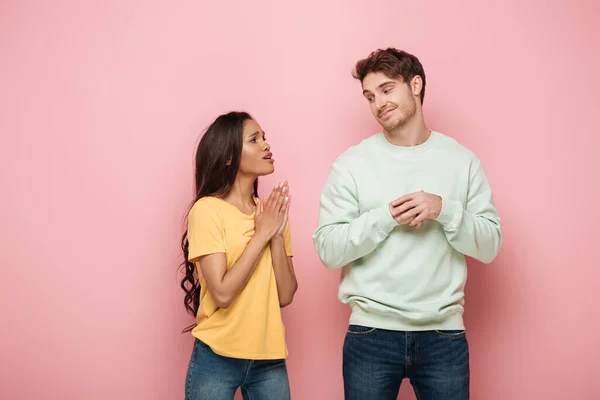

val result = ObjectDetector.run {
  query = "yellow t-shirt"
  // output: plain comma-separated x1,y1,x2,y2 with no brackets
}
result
187,196,293,360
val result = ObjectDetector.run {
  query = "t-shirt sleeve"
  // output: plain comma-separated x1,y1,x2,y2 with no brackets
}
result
283,220,293,257
187,200,226,262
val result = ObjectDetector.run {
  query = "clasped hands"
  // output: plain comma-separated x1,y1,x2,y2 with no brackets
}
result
389,190,442,228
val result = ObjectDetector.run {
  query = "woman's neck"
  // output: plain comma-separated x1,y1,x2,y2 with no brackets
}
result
222,175,256,213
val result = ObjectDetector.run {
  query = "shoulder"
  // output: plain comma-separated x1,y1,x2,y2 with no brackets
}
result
331,133,381,171
188,196,225,220
433,131,481,165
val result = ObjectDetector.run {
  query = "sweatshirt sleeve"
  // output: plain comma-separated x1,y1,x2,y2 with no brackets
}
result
435,160,502,263
313,161,398,269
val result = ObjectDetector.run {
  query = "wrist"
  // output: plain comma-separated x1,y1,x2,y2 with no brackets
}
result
271,234,284,243
253,231,272,246
432,195,443,219
434,196,462,229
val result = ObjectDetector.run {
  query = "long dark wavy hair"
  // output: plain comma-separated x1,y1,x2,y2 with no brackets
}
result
180,111,258,332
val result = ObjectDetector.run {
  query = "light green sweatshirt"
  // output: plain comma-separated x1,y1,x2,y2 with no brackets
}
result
313,131,502,331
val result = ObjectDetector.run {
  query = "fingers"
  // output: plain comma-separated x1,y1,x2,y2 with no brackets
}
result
284,192,291,214
394,202,428,225
395,206,421,224
391,192,418,207
279,196,290,222
264,181,289,212
265,181,283,209
391,190,429,207
255,199,261,216
390,200,418,217
274,183,287,213
409,212,425,227
390,191,431,227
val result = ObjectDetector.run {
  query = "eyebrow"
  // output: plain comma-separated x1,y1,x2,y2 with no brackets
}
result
363,81,396,95
247,130,264,139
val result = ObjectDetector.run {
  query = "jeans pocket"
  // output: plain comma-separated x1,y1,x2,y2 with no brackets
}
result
346,325,378,336
433,329,466,339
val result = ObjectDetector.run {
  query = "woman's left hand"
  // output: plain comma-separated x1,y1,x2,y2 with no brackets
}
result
273,181,290,237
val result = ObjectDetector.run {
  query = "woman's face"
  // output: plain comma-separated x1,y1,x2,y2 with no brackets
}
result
237,119,274,177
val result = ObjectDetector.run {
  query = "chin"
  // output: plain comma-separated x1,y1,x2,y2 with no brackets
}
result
384,116,408,131
258,165,275,176
381,120,397,131
378,114,398,128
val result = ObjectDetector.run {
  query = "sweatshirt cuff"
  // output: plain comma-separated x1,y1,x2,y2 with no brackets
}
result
373,203,398,234
435,197,463,230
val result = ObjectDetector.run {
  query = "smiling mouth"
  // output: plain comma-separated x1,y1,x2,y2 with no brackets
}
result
379,108,395,119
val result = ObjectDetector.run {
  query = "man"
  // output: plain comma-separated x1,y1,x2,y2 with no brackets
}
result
313,48,502,400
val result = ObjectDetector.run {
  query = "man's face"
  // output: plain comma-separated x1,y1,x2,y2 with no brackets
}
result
361,72,419,132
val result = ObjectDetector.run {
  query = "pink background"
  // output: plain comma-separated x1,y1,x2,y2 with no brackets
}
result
2,1,599,399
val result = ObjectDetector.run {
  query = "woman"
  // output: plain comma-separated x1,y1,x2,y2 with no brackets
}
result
180,111,298,400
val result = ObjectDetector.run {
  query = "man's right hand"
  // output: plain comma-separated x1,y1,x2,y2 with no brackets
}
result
389,202,422,228
389,190,443,229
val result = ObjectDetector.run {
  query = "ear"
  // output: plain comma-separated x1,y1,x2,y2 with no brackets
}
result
411,76,423,98
226,158,232,166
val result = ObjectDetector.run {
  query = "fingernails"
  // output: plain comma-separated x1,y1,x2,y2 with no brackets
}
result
285,196,289,203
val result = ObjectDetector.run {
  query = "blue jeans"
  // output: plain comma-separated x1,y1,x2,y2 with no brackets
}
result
185,339,290,400
343,325,470,400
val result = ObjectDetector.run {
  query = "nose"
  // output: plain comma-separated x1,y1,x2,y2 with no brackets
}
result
375,95,387,111
262,140,270,151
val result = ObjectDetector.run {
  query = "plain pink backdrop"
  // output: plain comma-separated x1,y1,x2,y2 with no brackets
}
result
1,1,599,399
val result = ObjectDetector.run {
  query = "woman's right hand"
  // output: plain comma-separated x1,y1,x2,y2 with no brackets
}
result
254,181,289,241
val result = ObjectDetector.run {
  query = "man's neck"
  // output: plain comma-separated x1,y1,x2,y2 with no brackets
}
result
384,116,430,147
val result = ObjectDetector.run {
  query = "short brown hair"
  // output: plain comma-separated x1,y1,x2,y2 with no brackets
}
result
353,48,426,104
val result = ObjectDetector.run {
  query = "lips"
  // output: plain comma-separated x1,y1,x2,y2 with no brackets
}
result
263,152,274,163
379,107,395,119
